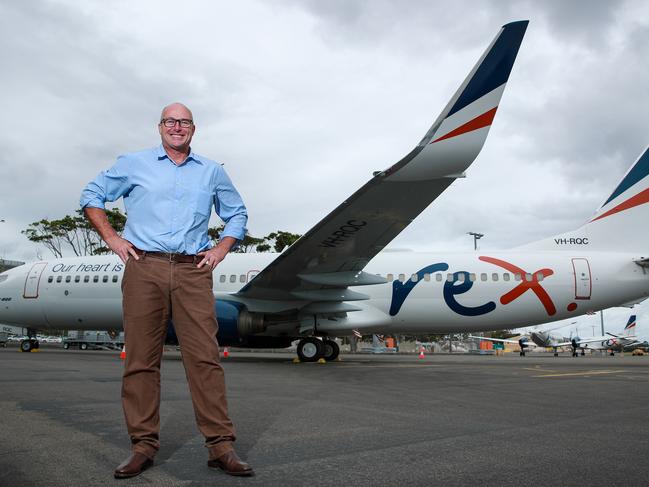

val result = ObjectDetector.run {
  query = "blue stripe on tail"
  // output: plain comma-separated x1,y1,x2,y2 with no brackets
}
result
602,148,649,206
447,20,528,117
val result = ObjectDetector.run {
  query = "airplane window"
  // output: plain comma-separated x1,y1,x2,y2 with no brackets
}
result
536,272,543,281
56,276,62,283
65,276,71,283
93,275,99,283
457,274,465,283
424,273,431,281
436,274,442,282
525,273,532,282
411,274,418,282
48,276,53,283
386,274,394,282
112,275,119,283
75,275,80,283
492,273,499,281
446,274,453,282
503,273,510,281
398,274,405,282
481,273,487,282
219,275,226,283
84,275,90,283
103,275,109,283
514,273,522,281
240,275,246,283
229,275,236,283
469,273,476,282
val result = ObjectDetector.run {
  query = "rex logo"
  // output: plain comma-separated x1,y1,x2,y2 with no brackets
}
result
389,257,556,317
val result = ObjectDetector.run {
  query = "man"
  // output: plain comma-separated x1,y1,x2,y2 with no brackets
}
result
80,103,253,478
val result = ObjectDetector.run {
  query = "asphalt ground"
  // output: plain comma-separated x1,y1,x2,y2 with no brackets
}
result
1,346,648,487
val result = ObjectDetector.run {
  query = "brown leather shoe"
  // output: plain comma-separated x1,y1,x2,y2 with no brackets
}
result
114,452,154,479
207,450,254,477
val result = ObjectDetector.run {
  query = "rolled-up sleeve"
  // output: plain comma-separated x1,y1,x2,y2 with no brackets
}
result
214,166,248,241
80,155,132,209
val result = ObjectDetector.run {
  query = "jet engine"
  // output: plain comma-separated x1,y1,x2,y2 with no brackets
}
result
165,300,293,349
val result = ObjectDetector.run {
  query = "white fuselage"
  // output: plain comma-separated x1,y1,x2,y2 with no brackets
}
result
1,250,648,336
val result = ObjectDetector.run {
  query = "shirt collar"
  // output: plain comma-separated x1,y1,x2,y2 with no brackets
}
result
155,144,204,165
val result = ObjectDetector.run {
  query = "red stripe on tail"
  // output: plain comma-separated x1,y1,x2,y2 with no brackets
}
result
591,187,649,222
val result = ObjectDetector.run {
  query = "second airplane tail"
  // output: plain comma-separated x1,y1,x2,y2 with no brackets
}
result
517,145,649,253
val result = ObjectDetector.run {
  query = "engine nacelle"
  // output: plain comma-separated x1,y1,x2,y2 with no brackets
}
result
165,300,293,349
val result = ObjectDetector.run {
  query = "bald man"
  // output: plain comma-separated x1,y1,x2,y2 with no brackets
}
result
81,103,253,478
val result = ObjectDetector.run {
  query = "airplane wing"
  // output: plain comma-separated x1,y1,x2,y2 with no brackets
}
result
236,21,529,313
468,335,532,345
555,336,615,347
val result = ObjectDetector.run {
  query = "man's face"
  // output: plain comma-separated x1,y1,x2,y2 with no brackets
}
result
158,104,195,153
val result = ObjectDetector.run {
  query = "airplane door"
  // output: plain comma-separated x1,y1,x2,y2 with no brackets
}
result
571,258,591,300
23,262,47,298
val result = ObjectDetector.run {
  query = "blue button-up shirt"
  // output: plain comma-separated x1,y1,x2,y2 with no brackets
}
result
80,145,248,254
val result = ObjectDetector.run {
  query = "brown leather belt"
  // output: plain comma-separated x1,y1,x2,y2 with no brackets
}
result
133,248,199,264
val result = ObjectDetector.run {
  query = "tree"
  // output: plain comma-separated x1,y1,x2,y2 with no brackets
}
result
265,231,301,252
23,208,126,257
207,225,301,253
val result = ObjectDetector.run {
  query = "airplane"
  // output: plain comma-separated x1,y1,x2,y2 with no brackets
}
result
473,314,641,357
2,20,649,363
576,315,640,355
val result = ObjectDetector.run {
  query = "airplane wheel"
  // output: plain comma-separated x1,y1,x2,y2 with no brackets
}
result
322,339,340,362
297,338,323,362
20,340,32,353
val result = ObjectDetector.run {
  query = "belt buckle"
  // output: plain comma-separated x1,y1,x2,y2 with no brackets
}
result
167,252,176,263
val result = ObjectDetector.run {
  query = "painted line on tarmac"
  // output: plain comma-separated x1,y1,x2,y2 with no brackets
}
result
532,369,626,378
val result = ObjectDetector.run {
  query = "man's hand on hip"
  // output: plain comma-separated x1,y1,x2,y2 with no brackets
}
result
197,246,228,270
106,235,139,264
197,237,238,270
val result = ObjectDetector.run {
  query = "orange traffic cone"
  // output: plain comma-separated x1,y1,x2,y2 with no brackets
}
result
119,345,126,360
418,347,425,359
223,347,229,358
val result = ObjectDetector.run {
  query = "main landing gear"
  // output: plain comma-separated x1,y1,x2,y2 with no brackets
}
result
296,338,340,362
20,339,40,353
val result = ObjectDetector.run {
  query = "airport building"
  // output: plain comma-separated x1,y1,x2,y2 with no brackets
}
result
0,259,25,273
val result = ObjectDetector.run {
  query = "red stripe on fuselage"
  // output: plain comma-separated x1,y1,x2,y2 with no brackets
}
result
431,107,498,144
591,187,649,222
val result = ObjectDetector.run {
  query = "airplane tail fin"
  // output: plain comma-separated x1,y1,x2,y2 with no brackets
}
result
517,145,649,252
624,315,637,335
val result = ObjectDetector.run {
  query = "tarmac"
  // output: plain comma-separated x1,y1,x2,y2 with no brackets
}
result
1,345,648,486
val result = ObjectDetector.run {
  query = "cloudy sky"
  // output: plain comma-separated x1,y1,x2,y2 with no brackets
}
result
1,0,649,335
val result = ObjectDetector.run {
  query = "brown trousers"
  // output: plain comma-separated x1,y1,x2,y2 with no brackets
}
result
121,255,235,460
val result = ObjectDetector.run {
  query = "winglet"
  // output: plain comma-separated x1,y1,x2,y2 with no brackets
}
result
447,20,528,118
419,20,528,147
387,20,528,182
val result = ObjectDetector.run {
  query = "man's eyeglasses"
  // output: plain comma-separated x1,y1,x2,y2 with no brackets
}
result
160,118,193,128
